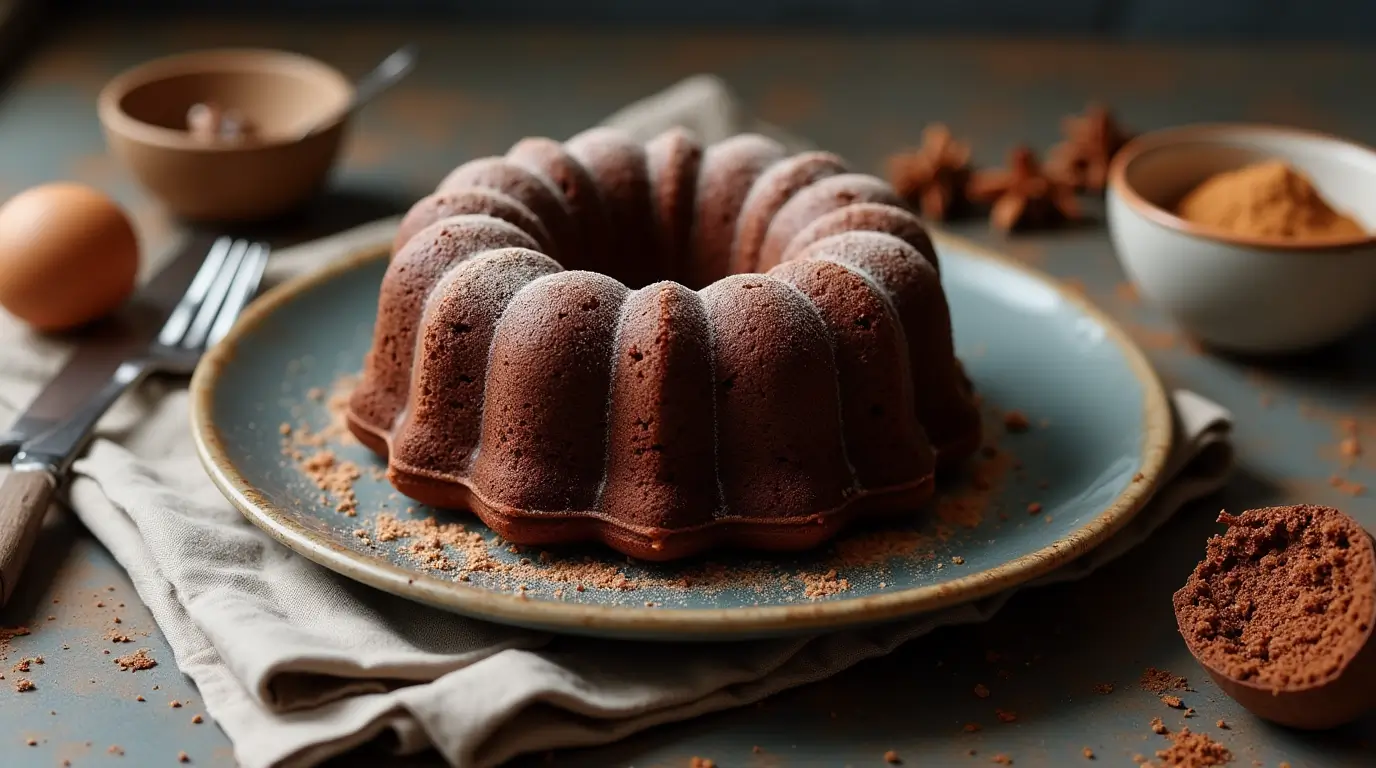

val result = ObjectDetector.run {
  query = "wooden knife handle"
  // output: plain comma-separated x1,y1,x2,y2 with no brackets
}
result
0,469,57,607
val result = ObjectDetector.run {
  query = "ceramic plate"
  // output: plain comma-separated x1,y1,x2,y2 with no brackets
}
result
191,233,1172,641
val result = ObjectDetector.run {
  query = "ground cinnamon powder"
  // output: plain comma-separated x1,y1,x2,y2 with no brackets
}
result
1177,160,1365,240
1173,505,1375,692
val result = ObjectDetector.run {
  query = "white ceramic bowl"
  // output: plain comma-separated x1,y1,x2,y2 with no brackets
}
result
1106,124,1376,354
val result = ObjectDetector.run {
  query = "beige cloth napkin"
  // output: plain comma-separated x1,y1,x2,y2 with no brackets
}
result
0,76,1235,768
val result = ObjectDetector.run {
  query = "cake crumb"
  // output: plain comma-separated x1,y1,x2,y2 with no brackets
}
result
963,722,982,732
995,708,1017,723
25,737,36,746
884,749,902,764
1003,411,1031,433
14,678,35,692
191,714,203,724
974,683,991,698
1092,682,1114,695
170,699,182,708
136,695,145,702
1026,502,1043,515
1216,719,1228,729
992,754,1013,765
688,758,715,768
108,745,124,756
114,648,157,671
1151,717,1168,735
178,751,190,763
1161,694,1184,708
105,628,134,643
1133,755,1147,764
752,746,762,754
1153,727,1233,766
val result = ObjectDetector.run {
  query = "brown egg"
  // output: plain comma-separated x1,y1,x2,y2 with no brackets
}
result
0,183,140,332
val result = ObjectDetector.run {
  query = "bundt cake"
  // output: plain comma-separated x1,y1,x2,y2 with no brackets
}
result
348,127,981,561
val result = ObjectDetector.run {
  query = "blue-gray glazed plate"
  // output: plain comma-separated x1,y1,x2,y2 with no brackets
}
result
191,232,1172,641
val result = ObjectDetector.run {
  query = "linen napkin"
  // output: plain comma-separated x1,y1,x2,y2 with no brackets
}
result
0,75,1234,768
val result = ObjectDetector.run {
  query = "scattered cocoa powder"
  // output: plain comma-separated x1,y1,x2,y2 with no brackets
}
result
1140,667,1189,694
1153,727,1233,766
1328,474,1366,497
1173,506,1375,691
296,449,362,516
798,569,851,599
113,648,157,672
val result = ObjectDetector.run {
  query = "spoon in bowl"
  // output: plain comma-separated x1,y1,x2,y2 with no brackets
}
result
300,44,417,140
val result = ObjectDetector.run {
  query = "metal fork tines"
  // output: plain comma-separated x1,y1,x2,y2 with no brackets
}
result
12,236,270,476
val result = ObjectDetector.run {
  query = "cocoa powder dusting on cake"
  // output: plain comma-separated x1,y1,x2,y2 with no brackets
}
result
1172,506,1375,692
1140,667,1189,694
1153,727,1233,766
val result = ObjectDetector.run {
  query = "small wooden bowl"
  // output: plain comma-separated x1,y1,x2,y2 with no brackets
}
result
97,48,353,222
1174,506,1376,730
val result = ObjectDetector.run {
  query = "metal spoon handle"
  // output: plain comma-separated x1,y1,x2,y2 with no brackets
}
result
352,44,417,111
301,45,417,140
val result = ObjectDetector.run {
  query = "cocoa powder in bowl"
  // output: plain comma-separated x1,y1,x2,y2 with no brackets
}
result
1173,505,1376,729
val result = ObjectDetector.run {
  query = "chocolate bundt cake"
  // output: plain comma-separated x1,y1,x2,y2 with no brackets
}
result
348,128,981,561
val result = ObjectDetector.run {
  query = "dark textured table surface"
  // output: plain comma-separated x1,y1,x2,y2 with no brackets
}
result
1,18,1374,768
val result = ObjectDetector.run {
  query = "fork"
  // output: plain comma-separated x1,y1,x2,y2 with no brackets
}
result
0,236,269,604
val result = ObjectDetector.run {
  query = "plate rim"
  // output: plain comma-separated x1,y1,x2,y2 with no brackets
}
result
190,231,1174,639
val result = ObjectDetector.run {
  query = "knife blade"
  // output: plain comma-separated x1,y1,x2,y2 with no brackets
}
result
0,231,227,462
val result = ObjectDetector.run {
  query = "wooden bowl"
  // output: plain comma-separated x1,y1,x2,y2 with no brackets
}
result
97,49,353,222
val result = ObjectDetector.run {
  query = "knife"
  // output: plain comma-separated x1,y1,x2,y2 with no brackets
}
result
0,231,226,463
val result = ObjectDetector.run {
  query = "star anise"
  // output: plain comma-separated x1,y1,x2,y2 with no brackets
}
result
967,145,1081,233
885,123,974,221
1045,103,1132,192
